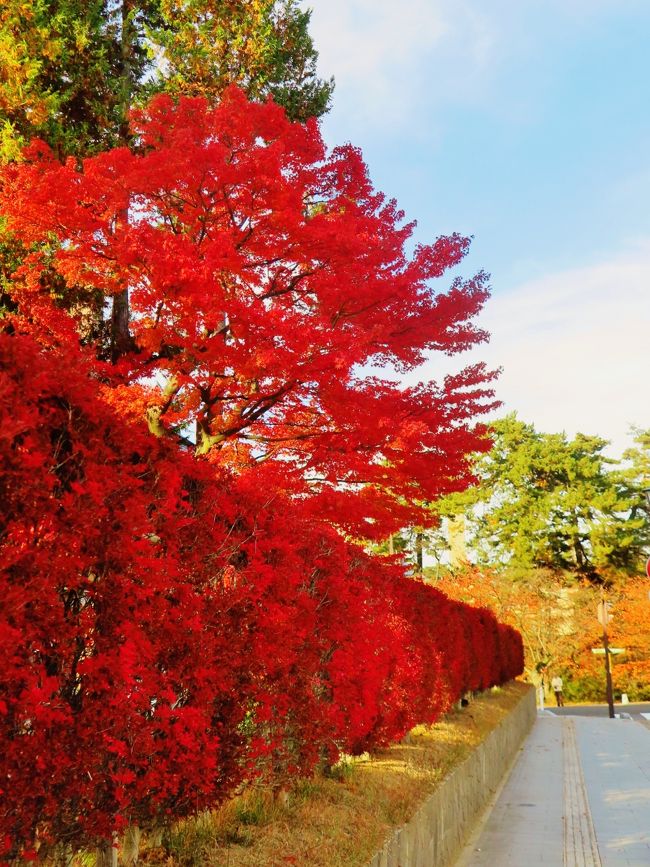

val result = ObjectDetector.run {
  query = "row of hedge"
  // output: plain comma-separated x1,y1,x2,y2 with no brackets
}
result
0,332,523,862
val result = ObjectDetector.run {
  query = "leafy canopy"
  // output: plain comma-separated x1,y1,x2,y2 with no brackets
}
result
434,415,649,580
1,88,497,536
0,0,333,161
0,13,522,853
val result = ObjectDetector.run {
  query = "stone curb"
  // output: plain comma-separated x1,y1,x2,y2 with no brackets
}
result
367,685,537,867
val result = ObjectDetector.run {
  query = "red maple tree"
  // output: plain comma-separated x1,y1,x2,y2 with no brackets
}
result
1,86,496,537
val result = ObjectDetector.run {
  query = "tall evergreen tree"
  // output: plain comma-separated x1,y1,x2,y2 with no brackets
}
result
153,0,333,122
0,0,152,160
0,0,332,161
434,415,647,581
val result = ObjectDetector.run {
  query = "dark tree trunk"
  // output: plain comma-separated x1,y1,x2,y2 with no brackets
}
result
110,0,135,360
415,530,423,575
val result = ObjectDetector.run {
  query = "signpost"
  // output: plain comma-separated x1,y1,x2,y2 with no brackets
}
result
596,600,611,627
596,598,616,719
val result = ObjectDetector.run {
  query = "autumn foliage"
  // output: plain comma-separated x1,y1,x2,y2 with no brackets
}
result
0,89,522,860
1,87,498,534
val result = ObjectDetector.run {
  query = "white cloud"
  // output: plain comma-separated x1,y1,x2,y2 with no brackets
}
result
306,1,650,456
308,0,499,133
430,247,650,456
310,0,446,79
308,0,646,136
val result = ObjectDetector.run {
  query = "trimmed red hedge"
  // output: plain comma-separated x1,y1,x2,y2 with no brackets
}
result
0,332,523,860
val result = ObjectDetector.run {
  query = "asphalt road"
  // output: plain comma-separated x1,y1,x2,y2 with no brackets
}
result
546,701,650,717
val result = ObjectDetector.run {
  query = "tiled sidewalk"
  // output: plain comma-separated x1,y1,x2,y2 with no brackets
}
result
563,719,601,866
575,717,650,866
454,713,650,866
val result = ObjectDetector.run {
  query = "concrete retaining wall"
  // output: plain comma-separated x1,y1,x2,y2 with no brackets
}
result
367,685,536,867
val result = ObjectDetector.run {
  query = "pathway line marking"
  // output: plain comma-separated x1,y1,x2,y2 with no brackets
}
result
563,718,602,867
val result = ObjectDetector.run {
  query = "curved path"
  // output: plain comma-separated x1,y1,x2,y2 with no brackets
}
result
454,712,650,866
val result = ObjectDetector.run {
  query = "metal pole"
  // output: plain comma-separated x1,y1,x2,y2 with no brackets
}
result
602,615,615,719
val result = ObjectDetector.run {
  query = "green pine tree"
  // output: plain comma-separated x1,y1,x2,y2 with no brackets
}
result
433,415,647,581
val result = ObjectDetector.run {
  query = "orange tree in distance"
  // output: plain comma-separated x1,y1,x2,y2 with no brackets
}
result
570,577,650,701
434,565,579,684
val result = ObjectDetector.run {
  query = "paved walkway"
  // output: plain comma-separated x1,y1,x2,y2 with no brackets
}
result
454,712,650,866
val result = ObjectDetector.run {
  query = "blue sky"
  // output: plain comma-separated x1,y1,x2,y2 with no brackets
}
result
309,0,650,456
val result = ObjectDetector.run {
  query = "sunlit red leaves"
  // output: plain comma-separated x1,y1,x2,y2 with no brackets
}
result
0,332,246,853
0,332,521,859
0,88,520,860
0,86,496,535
